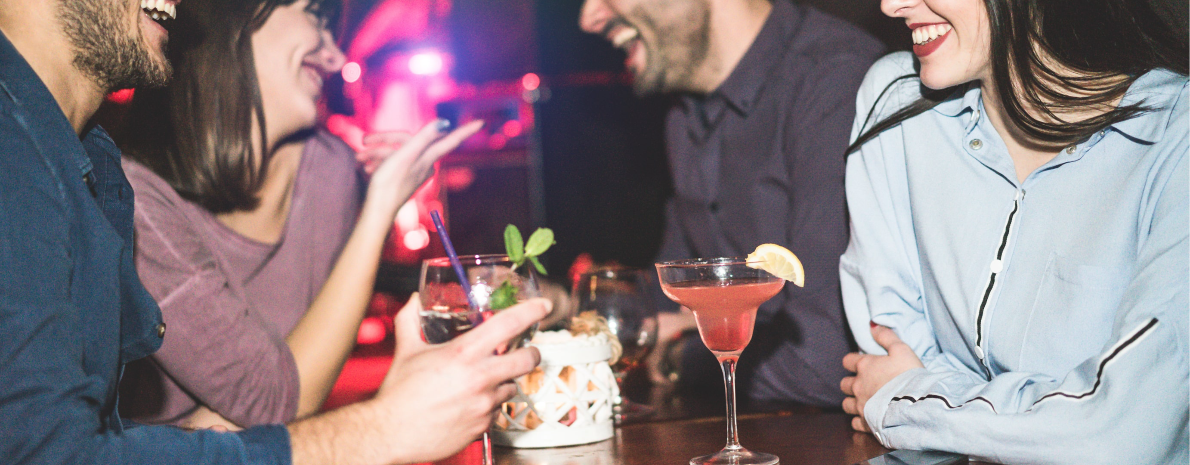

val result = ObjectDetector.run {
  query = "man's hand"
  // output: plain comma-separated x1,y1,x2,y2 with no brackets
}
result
288,294,547,465
840,325,923,433
645,308,696,386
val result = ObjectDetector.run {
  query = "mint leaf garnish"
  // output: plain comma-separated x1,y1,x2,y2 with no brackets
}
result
504,225,524,264
490,281,519,310
527,256,547,275
502,225,554,276
524,228,554,257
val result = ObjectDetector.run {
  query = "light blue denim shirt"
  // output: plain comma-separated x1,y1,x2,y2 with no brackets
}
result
841,52,1188,464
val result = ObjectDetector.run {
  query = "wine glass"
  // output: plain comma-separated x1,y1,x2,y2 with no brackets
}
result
655,258,784,465
573,267,659,423
420,254,542,465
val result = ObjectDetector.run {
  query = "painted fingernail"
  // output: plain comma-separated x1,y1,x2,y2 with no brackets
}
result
434,118,451,132
869,321,878,328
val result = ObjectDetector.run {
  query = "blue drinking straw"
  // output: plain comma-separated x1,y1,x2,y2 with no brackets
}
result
429,210,477,309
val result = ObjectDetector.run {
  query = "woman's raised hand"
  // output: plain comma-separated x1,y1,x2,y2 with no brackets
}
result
359,119,484,219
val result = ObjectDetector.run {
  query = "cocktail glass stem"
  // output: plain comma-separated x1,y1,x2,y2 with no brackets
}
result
720,357,742,452
482,431,493,465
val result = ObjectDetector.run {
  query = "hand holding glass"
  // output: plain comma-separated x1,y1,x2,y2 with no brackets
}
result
420,254,542,464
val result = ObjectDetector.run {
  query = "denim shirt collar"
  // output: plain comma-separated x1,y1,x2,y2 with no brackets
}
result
0,31,96,178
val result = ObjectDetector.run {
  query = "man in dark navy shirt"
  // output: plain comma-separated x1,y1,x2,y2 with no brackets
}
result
580,0,884,408
0,1,545,464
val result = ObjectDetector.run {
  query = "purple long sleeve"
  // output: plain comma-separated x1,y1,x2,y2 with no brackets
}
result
119,131,364,427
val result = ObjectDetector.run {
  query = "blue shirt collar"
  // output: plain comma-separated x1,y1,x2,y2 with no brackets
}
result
931,83,981,118
930,69,1187,143
0,29,96,177
1110,69,1186,144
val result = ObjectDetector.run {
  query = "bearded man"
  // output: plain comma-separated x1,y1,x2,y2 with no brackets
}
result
580,0,884,409
0,1,545,464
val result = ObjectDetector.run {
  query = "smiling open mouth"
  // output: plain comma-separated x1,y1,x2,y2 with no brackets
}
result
141,0,176,25
912,23,952,46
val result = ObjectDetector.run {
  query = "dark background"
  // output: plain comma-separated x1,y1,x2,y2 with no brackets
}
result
343,0,1187,279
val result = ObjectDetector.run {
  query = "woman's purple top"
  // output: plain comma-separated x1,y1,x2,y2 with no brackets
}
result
119,131,364,426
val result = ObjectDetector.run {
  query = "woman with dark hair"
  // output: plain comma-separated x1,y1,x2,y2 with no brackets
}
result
118,0,482,429
838,0,1187,461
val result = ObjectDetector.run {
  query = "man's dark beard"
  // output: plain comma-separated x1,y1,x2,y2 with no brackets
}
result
628,1,711,96
59,0,171,92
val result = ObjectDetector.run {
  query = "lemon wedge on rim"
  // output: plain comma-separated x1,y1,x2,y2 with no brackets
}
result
746,243,804,287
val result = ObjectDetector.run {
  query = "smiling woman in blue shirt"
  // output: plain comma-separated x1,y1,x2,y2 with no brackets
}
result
836,0,1188,463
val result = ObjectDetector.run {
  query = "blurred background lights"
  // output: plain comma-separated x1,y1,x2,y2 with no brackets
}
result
408,52,445,76
521,73,540,91
402,227,431,251
501,120,523,138
355,317,387,345
341,62,362,83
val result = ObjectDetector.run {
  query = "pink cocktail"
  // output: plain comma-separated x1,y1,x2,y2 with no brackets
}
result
660,278,783,357
656,258,784,465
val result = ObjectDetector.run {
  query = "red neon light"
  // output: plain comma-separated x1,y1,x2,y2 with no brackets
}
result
356,317,387,345
501,120,523,138
107,88,135,105
521,73,540,91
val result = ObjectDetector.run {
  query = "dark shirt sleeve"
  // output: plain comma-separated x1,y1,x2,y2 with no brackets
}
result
0,120,291,464
125,167,301,426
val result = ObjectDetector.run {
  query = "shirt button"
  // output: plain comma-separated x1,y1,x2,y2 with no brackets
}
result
970,109,980,123
974,346,985,360
969,139,983,150
1066,146,1077,154
156,323,167,338
990,259,1003,273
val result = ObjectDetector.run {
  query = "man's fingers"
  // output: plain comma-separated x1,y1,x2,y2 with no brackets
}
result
394,294,428,354
455,298,550,354
840,376,855,396
481,346,541,384
871,325,904,352
842,352,863,373
493,380,521,405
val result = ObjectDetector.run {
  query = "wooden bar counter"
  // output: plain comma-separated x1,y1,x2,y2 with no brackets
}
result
495,412,891,465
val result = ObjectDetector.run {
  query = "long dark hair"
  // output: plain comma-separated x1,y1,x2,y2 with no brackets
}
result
847,0,1188,155
122,0,340,213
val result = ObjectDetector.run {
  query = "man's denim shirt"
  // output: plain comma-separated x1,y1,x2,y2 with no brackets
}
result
0,32,290,464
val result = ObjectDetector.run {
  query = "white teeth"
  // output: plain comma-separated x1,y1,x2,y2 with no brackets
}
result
611,27,639,48
142,0,176,21
912,23,951,45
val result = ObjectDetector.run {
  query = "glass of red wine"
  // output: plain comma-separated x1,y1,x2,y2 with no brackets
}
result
572,267,658,423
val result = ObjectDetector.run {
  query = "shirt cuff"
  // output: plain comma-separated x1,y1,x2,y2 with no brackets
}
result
235,424,292,465
863,367,927,446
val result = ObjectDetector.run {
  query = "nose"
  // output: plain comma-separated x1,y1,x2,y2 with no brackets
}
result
317,30,346,73
579,0,613,35
881,0,917,19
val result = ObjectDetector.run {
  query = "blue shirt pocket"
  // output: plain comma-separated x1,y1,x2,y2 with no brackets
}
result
1020,255,1131,376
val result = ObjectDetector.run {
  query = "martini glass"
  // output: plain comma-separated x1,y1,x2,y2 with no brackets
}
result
420,254,542,465
655,258,784,465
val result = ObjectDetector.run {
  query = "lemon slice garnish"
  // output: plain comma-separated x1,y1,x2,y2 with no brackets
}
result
746,243,805,287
